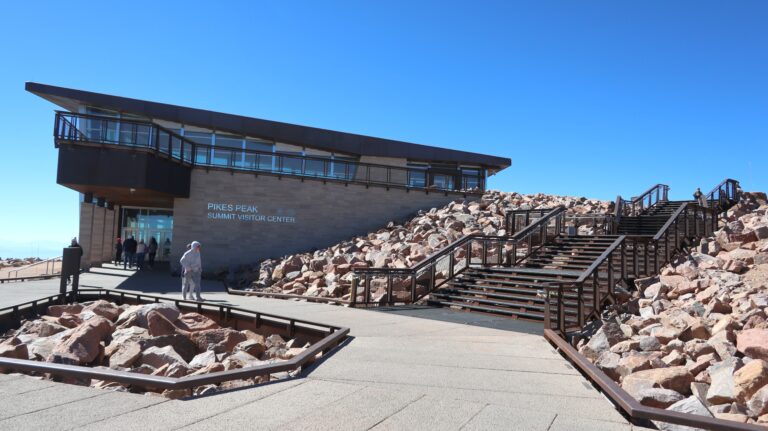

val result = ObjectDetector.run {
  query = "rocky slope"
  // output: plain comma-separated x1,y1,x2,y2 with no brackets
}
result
238,191,612,301
0,300,308,398
578,192,768,428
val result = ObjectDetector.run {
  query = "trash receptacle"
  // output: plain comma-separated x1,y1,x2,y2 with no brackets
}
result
59,247,83,295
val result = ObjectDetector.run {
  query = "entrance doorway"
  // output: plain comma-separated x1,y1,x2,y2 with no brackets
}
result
120,207,173,262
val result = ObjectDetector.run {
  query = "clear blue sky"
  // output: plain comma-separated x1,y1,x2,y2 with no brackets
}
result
0,1,765,258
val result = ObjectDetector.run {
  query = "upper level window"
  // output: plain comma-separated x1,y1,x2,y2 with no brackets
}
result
461,168,483,190
215,133,243,149
407,163,428,188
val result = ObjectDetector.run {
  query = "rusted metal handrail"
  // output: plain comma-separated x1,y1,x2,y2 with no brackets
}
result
349,207,569,307
705,178,741,212
544,235,625,334
629,183,669,215
544,329,764,431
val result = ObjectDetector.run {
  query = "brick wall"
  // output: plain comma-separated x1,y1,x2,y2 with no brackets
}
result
78,202,118,269
171,170,476,272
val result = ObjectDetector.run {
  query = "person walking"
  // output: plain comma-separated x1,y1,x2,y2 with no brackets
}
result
180,241,203,301
136,240,146,270
114,237,123,266
147,237,158,269
122,235,137,269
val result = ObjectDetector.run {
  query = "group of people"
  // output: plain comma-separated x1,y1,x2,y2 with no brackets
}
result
114,236,159,270
113,236,204,301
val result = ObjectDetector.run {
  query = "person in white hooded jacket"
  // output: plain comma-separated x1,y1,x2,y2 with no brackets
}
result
180,241,203,301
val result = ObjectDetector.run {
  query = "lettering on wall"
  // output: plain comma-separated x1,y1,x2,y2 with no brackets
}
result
206,202,296,223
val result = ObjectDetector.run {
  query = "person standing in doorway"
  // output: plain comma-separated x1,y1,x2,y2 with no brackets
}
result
114,237,123,266
136,240,146,270
180,241,203,301
147,237,158,270
122,235,137,269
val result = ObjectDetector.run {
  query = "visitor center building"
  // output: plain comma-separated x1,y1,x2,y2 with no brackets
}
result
27,82,511,272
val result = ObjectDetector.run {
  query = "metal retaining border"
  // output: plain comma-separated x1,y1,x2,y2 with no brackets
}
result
543,329,764,431
0,289,350,390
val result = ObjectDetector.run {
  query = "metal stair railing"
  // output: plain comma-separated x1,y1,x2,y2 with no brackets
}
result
350,206,568,307
616,184,670,218
706,178,741,213
545,200,718,337
544,235,625,335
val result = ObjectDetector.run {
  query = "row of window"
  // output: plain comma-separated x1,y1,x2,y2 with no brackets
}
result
81,107,484,190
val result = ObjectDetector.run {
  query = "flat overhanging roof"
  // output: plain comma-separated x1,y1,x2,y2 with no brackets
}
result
26,82,511,172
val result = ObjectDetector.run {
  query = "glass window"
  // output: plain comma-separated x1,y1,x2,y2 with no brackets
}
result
461,168,481,190
305,156,330,177
184,131,213,145
185,132,213,164
119,122,152,147
431,174,455,190
407,164,428,188
215,133,243,149
278,151,303,174
245,139,274,171
84,107,119,143
245,139,273,152
332,156,358,180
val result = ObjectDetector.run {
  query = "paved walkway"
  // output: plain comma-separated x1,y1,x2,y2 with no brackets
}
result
0,266,651,430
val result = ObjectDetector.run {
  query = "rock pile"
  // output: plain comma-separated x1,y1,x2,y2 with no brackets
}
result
240,191,611,301
578,192,768,428
0,257,43,269
0,300,309,398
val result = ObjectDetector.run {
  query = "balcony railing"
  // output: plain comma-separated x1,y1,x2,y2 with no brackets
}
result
54,111,485,193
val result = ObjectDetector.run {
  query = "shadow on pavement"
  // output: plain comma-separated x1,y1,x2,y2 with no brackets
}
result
88,263,227,297
373,305,543,335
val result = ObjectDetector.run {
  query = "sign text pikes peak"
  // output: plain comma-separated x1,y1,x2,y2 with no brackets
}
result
206,202,296,223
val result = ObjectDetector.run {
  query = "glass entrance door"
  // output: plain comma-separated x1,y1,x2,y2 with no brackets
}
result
121,207,174,262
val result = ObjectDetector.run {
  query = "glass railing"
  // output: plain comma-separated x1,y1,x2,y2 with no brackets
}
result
54,111,485,193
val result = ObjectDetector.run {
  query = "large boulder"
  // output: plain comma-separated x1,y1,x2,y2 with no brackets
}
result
737,329,768,360
141,334,198,363
108,341,142,369
191,328,247,353
82,300,121,322
117,303,180,328
50,316,113,364
188,350,217,369
635,388,686,409
0,337,28,360
141,345,189,370
146,310,182,337
748,385,768,418
706,358,741,404
47,304,83,317
176,313,219,332
733,359,768,403
654,396,713,431
622,366,694,396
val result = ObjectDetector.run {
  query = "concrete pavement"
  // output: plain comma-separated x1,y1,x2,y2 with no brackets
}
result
0,266,652,430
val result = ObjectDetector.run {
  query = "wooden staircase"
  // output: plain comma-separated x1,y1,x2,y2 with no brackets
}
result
426,181,736,322
428,235,622,321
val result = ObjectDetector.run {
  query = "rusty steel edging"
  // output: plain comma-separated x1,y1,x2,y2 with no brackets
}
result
0,290,350,390
543,329,765,431
226,288,352,306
